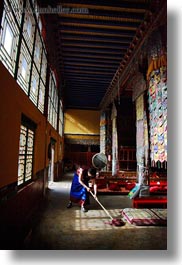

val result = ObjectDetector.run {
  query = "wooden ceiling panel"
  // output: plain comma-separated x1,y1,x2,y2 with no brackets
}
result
37,0,163,109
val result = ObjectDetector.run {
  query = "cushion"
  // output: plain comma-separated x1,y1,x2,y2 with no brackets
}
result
97,179,107,189
125,183,136,190
108,183,120,191
150,186,161,192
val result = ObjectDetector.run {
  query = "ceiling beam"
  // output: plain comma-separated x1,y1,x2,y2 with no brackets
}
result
62,57,120,64
64,62,118,69
63,74,112,81
60,22,137,31
62,47,124,55
61,35,132,44
59,3,147,14
61,52,123,60
58,13,142,24
64,69,114,75
61,42,128,50
60,29,134,38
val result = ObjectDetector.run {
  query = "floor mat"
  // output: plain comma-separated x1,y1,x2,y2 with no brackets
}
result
120,208,167,226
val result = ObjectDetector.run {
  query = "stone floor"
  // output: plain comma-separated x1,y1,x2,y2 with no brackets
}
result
24,172,167,250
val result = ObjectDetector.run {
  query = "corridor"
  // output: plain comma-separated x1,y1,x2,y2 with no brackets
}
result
24,173,167,250
0,0,168,252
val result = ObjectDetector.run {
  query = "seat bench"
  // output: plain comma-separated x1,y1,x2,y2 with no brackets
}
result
133,196,167,208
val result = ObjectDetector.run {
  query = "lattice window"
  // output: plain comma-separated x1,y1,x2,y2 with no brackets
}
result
59,100,64,136
18,116,36,186
30,64,39,105
54,90,59,129
33,29,42,72
48,70,58,130
23,8,35,54
38,80,45,113
0,0,19,76
17,40,31,94
9,0,23,25
32,0,39,20
0,0,47,115
40,49,47,84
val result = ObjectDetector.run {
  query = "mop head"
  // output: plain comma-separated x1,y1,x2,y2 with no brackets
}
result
105,218,125,227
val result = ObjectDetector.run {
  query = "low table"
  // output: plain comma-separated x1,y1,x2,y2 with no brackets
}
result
133,196,167,208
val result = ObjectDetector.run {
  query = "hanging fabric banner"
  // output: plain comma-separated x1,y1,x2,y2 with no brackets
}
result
148,65,167,165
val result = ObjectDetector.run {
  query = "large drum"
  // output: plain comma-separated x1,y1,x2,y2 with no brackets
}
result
92,153,107,169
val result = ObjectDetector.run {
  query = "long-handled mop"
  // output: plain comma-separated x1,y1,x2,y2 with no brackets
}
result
90,191,125,227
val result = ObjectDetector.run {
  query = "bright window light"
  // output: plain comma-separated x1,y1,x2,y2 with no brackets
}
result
27,17,32,38
4,24,13,55
32,78,37,94
21,57,27,79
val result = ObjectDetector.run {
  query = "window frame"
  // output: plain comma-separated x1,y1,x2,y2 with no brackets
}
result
0,0,48,114
48,70,59,130
17,115,36,187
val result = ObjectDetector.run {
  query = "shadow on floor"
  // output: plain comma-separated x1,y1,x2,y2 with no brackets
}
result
22,173,167,250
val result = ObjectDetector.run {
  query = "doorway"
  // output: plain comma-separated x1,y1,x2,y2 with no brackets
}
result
48,138,56,185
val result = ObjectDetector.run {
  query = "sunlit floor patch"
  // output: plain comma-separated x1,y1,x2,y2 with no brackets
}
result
49,181,71,190
74,209,122,231
74,208,163,231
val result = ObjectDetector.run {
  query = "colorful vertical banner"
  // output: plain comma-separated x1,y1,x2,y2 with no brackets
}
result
148,65,167,164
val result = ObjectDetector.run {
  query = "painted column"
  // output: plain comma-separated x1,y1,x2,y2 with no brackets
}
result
106,109,112,171
100,111,106,154
111,102,118,176
136,94,145,184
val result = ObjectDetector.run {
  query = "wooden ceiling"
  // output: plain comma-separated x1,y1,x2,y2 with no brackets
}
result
38,0,165,110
